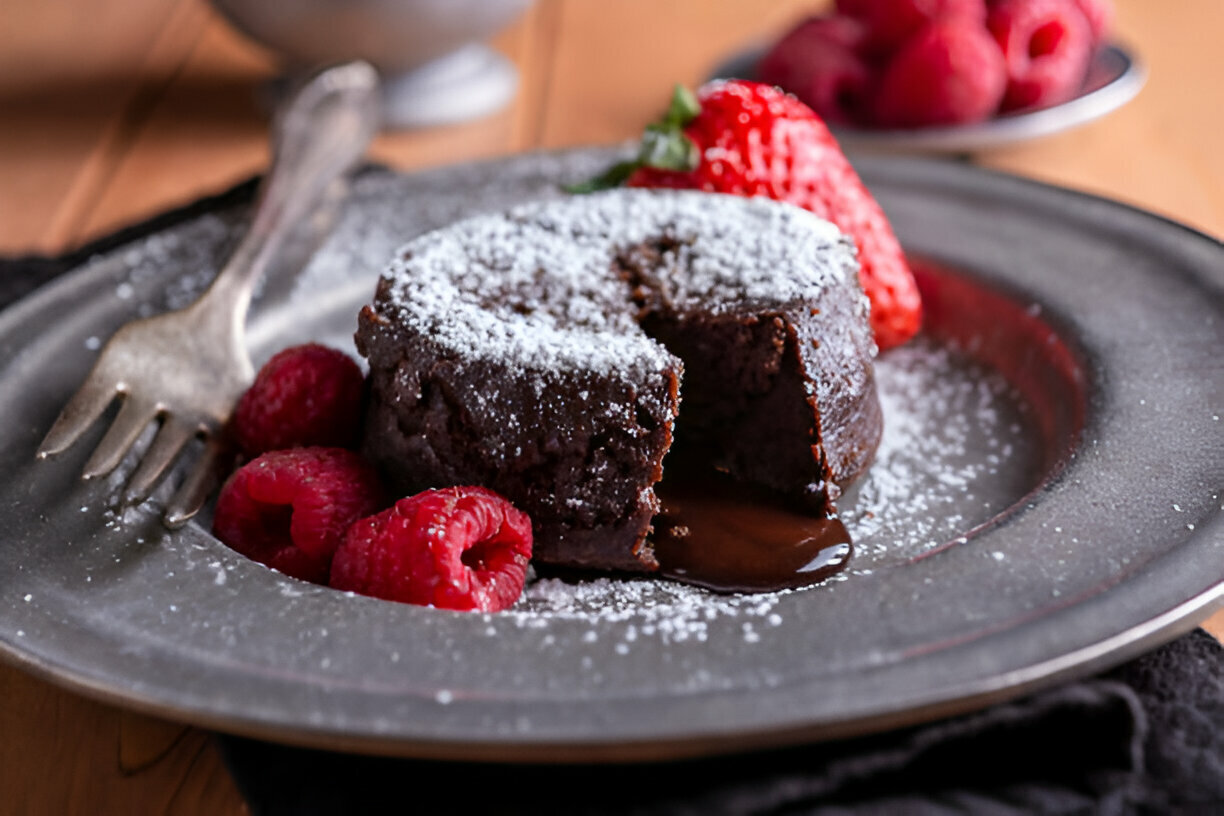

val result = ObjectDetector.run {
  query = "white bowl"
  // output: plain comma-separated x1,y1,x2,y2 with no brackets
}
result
211,0,533,128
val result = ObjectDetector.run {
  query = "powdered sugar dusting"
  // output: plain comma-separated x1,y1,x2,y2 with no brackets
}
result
372,190,855,380
843,338,1034,562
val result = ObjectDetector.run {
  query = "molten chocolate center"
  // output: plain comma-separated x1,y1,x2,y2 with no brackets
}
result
652,467,852,593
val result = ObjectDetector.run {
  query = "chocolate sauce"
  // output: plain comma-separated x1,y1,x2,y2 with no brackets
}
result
651,468,852,594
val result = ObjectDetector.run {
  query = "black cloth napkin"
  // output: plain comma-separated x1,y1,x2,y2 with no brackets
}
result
216,630,1223,816
0,177,259,309
6,185,1221,816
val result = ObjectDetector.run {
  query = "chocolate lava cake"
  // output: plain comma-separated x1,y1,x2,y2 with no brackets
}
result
356,190,882,573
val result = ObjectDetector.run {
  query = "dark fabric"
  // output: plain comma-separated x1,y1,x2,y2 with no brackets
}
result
216,631,1224,816
7,182,1222,816
0,177,259,310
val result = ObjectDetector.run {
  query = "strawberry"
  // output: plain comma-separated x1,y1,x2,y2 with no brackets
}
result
573,81,921,351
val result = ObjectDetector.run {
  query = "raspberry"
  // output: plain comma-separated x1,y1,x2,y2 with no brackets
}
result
757,16,874,125
873,19,1007,127
212,447,385,584
1071,0,1113,48
988,0,1094,112
330,487,533,613
835,0,988,54
232,343,365,458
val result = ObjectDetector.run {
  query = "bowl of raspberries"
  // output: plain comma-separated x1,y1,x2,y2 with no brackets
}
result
210,343,534,614
739,0,1144,152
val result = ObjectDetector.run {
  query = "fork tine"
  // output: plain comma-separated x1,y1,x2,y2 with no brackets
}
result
82,396,160,479
37,380,119,459
163,436,232,529
123,417,198,505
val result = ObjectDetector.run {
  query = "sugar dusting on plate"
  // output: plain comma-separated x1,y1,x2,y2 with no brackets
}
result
509,336,1034,630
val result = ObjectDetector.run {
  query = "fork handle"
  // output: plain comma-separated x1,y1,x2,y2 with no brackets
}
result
201,61,381,321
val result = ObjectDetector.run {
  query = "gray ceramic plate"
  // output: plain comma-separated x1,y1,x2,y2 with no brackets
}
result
0,150,1221,762
712,44,1147,154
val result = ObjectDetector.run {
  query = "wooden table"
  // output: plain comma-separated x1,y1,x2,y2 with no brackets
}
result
2,1,1221,812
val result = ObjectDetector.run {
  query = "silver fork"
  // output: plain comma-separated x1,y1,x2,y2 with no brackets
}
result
36,61,381,527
